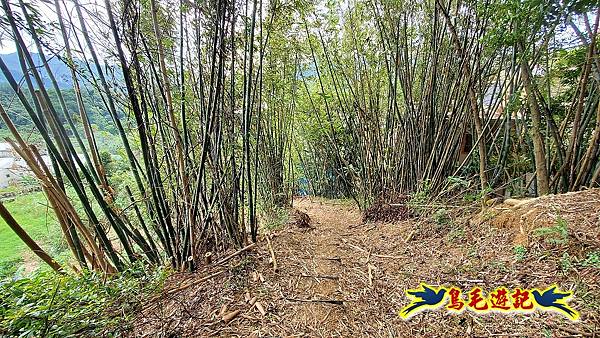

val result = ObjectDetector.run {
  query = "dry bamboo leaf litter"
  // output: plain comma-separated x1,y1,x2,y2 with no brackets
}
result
131,193,600,337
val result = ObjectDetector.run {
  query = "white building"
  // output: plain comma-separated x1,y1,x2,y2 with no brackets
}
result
0,142,17,158
0,141,90,189
0,142,53,188
0,157,20,188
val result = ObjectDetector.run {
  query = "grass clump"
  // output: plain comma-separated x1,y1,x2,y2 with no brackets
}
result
261,205,290,231
0,259,21,280
433,208,451,226
447,226,465,242
513,245,527,261
560,252,572,273
533,216,569,245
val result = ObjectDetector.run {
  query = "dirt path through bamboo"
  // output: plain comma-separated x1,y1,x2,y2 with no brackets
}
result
134,196,599,337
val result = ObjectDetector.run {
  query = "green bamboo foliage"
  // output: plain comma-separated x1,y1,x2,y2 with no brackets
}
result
0,0,268,272
0,0,597,274
293,0,599,205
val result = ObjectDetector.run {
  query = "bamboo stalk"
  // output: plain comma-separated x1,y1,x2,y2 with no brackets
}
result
0,201,63,273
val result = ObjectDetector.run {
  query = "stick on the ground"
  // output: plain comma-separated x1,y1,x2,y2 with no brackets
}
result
222,309,240,323
299,274,339,280
213,242,257,266
343,239,404,259
284,297,344,305
368,263,374,286
547,322,594,337
157,269,226,299
254,301,267,315
400,271,485,284
219,304,228,316
266,235,278,272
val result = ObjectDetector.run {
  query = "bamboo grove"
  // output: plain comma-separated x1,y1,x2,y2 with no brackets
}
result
292,0,600,207
0,0,599,273
0,0,279,272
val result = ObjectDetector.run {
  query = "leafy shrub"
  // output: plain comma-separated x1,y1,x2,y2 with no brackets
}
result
446,176,470,191
407,180,431,214
463,187,493,203
581,251,600,268
433,208,451,226
0,264,168,337
533,216,569,245
513,245,527,261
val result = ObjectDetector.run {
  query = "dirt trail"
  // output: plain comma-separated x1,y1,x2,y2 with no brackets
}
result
134,196,599,337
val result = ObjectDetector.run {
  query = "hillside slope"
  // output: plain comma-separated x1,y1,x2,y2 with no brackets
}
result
132,193,600,337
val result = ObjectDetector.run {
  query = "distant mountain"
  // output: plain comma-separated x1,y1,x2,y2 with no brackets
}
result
0,53,120,140
0,52,111,89
0,52,77,89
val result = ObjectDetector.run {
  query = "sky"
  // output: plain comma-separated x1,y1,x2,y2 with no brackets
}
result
0,1,596,56
0,0,56,54
0,0,110,57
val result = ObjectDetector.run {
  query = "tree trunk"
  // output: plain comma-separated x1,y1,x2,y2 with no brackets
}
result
520,46,550,195
436,0,488,191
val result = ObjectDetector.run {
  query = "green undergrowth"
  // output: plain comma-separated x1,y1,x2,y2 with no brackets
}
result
260,204,290,231
0,263,169,337
533,216,569,245
0,191,64,265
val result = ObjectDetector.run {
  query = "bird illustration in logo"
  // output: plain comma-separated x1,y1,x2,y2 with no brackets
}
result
532,285,579,320
400,283,447,318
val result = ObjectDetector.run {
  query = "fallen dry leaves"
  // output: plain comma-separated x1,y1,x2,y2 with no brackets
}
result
131,192,600,337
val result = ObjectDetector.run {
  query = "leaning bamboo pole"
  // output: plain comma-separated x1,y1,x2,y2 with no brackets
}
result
0,200,63,273
0,102,116,273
